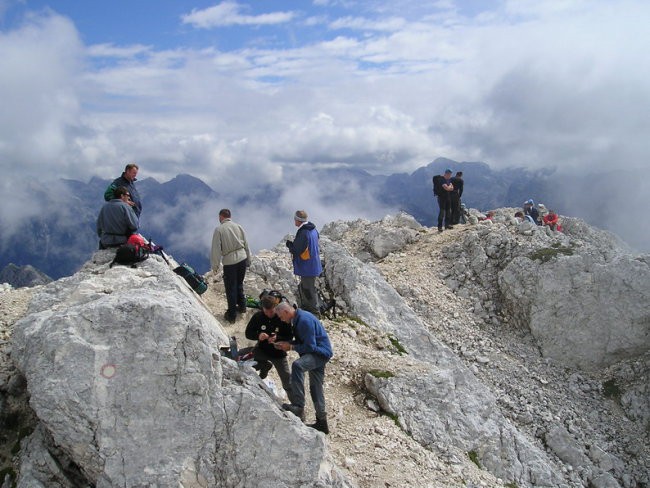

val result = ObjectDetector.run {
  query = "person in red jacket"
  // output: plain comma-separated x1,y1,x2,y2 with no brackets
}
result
543,210,561,231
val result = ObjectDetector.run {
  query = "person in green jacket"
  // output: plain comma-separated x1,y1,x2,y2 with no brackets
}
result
210,209,251,323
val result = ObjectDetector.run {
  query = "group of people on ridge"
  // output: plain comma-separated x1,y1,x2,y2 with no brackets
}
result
516,199,562,231
432,169,464,231
96,164,333,435
209,208,332,434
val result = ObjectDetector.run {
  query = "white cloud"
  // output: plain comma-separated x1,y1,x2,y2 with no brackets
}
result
1,1,650,251
181,1,295,28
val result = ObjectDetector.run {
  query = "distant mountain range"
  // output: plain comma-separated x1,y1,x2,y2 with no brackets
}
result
0,157,643,284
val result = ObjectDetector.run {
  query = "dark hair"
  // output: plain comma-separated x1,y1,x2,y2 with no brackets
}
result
456,171,463,177
260,296,279,310
219,208,231,218
514,211,524,218
124,163,139,171
114,186,130,198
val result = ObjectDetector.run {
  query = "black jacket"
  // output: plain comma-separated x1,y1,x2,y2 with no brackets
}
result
450,176,464,197
245,311,293,358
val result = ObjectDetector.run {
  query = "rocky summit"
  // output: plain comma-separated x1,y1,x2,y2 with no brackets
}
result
0,209,648,488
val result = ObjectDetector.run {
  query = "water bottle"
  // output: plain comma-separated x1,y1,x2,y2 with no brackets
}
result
229,336,238,361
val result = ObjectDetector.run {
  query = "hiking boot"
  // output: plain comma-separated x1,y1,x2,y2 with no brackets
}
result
223,312,236,324
282,403,305,421
237,305,247,313
445,225,454,230
308,415,329,434
437,227,443,233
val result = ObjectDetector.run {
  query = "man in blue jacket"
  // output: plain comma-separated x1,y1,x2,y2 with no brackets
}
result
286,210,322,314
273,302,333,434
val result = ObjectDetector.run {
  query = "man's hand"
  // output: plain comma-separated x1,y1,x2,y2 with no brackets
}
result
285,240,292,249
273,341,291,352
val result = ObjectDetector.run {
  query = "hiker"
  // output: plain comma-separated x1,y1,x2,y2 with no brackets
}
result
210,209,251,323
514,211,525,222
523,199,540,225
244,293,293,397
432,169,455,232
543,209,561,231
538,203,549,221
96,186,139,249
450,171,464,225
286,210,322,315
104,163,142,217
482,210,495,221
274,302,333,434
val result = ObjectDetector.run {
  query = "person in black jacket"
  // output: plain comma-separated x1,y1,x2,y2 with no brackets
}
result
432,169,455,232
244,294,293,397
450,171,464,224
104,163,142,217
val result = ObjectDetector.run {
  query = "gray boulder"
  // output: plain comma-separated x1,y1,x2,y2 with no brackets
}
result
11,251,352,487
499,252,650,370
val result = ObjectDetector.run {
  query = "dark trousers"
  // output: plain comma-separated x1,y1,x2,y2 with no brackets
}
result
437,195,452,228
253,348,292,397
223,259,247,317
450,193,461,225
299,276,319,314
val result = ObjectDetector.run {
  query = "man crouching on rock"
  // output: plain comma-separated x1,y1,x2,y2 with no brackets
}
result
273,302,333,434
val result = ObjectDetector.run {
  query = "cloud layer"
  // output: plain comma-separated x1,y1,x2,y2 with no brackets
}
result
1,0,649,251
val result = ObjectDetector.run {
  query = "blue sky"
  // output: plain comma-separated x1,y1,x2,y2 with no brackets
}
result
1,0,650,250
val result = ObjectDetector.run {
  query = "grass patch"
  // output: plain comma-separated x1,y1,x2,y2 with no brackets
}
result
467,450,482,469
388,334,407,355
529,245,574,263
602,379,621,400
384,411,400,427
504,483,519,488
347,315,368,327
368,369,395,379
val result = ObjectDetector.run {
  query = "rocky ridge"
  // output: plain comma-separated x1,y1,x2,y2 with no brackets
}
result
0,210,648,487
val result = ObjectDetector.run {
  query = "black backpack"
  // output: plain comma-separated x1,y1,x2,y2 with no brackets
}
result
109,244,149,268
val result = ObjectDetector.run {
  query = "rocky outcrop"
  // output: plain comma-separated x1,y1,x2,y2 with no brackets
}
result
320,212,649,488
10,251,352,487
440,212,650,370
319,237,564,487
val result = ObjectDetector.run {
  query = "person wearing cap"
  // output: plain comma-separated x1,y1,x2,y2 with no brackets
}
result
210,208,251,323
104,163,142,217
523,199,540,225
286,210,322,314
273,301,333,434
244,293,294,397
96,186,139,249
432,169,455,232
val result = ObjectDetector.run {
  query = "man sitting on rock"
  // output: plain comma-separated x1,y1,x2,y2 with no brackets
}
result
543,209,562,231
273,302,333,434
96,186,139,249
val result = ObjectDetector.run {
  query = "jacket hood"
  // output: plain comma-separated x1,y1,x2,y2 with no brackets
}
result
300,222,316,231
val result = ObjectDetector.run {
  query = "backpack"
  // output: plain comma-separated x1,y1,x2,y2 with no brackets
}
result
432,175,442,196
109,244,149,268
173,263,208,295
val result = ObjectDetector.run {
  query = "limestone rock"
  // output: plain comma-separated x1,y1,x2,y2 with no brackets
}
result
11,251,352,487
